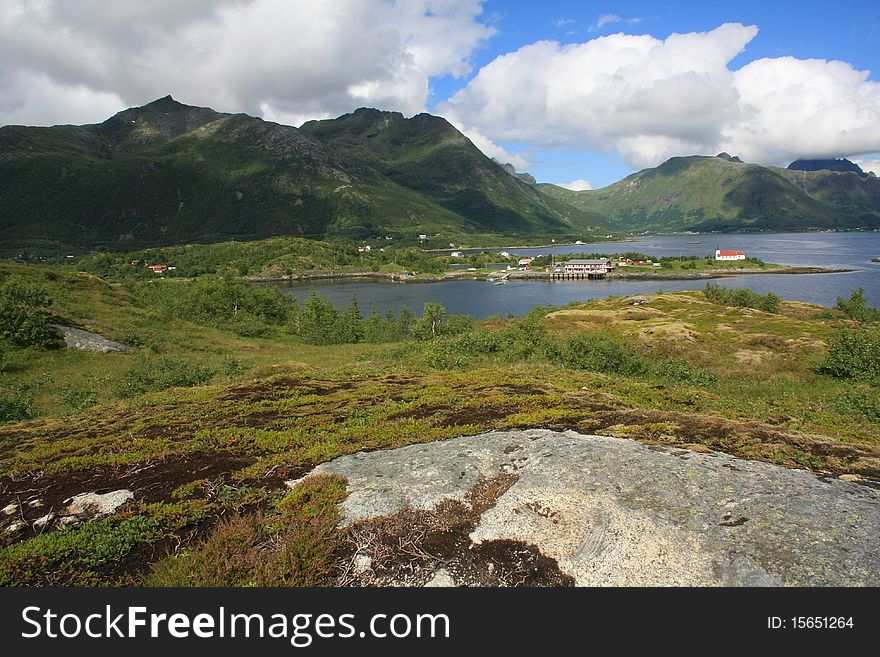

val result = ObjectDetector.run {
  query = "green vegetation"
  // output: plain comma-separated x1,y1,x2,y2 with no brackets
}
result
0,275,61,348
0,97,602,257
74,237,463,280
704,282,781,313
833,288,880,323
816,327,880,382
540,154,880,233
146,475,346,587
1,262,878,586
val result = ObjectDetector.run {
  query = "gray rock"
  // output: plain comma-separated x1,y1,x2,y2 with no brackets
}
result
4,520,26,535
352,554,373,575
294,429,880,587
48,324,128,353
424,569,457,587
65,489,134,518
33,512,56,531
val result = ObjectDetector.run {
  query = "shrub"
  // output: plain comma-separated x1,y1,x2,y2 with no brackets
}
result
0,382,36,423
116,356,216,398
704,283,781,313
815,327,880,381
0,278,61,348
135,277,293,329
834,288,880,323
560,333,648,375
298,292,341,345
145,476,345,587
836,387,880,423
654,359,717,386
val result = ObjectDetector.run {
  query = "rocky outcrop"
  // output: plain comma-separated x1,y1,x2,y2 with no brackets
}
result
49,324,128,353
293,429,880,587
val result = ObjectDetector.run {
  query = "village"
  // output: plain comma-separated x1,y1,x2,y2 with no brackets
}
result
132,246,762,284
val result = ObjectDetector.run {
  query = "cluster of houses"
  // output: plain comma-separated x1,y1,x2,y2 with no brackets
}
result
146,264,176,274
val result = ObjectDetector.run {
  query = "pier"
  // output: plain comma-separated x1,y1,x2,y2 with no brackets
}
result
549,271,607,280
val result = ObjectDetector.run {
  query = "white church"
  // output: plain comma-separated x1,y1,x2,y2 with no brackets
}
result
714,249,747,261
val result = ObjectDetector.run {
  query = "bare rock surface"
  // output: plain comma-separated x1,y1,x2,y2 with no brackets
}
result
295,429,880,586
65,489,134,518
49,324,128,353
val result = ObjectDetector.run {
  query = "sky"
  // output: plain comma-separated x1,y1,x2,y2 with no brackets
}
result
1,0,879,188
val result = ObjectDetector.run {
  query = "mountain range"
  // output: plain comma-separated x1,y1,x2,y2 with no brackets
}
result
1,97,878,255
0,96,600,255
541,154,880,234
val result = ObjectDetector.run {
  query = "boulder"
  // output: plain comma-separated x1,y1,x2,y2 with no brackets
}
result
295,429,880,586
65,489,134,519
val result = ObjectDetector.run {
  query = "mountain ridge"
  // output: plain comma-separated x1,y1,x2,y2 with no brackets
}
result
541,153,880,233
0,98,602,255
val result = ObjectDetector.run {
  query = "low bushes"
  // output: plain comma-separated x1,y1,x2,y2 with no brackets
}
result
704,283,781,313
815,326,880,382
559,333,648,376
145,475,346,587
116,355,216,398
0,278,61,348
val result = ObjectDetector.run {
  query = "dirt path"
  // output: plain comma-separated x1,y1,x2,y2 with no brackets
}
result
293,429,880,586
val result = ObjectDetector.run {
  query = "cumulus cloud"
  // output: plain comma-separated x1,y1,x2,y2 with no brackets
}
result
0,0,494,126
440,22,880,171
558,179,593,191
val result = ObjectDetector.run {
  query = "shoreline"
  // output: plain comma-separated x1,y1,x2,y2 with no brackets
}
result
248,265,853,285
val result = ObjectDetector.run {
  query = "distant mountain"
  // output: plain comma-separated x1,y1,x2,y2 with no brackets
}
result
787,158,868,178
541,153,880,233
299,109,584,233
0,98,602,254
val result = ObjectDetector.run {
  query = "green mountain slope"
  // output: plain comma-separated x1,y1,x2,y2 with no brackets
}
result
541,154,880,233
0,98,602,255
299,108,599,234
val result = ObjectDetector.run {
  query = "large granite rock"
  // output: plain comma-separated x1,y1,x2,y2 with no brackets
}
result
292,429,880,586
49,324,128,353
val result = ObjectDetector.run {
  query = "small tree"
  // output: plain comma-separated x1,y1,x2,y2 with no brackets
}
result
835,288,880,323
412,302,446,340
0,279,60,348
298,292,340,345
338,296,364,343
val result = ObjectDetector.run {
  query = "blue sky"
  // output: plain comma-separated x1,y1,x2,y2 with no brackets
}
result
2,0,879,189
427,0,880,187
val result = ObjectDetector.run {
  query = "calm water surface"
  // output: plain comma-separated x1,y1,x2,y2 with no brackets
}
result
268,232,880,318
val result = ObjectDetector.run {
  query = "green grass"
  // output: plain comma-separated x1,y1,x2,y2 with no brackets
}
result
0,265,878,586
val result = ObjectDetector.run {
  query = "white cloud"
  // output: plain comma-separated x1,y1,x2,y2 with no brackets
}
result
555,18,574,28
851,155,880,175
558,179,593,191
0,0,495,126
440,23,880,171
445,118,531,170
589,14,642,32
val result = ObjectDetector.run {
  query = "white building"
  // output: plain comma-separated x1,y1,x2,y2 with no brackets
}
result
563,258,613,274
715,249,747,261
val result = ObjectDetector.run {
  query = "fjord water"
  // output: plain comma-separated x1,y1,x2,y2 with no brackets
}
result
271,232,880,319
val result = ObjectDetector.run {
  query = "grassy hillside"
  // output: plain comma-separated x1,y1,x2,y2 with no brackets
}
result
541,155,880,233
300,108,603,235
1,261,878,585
0,98,603,257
